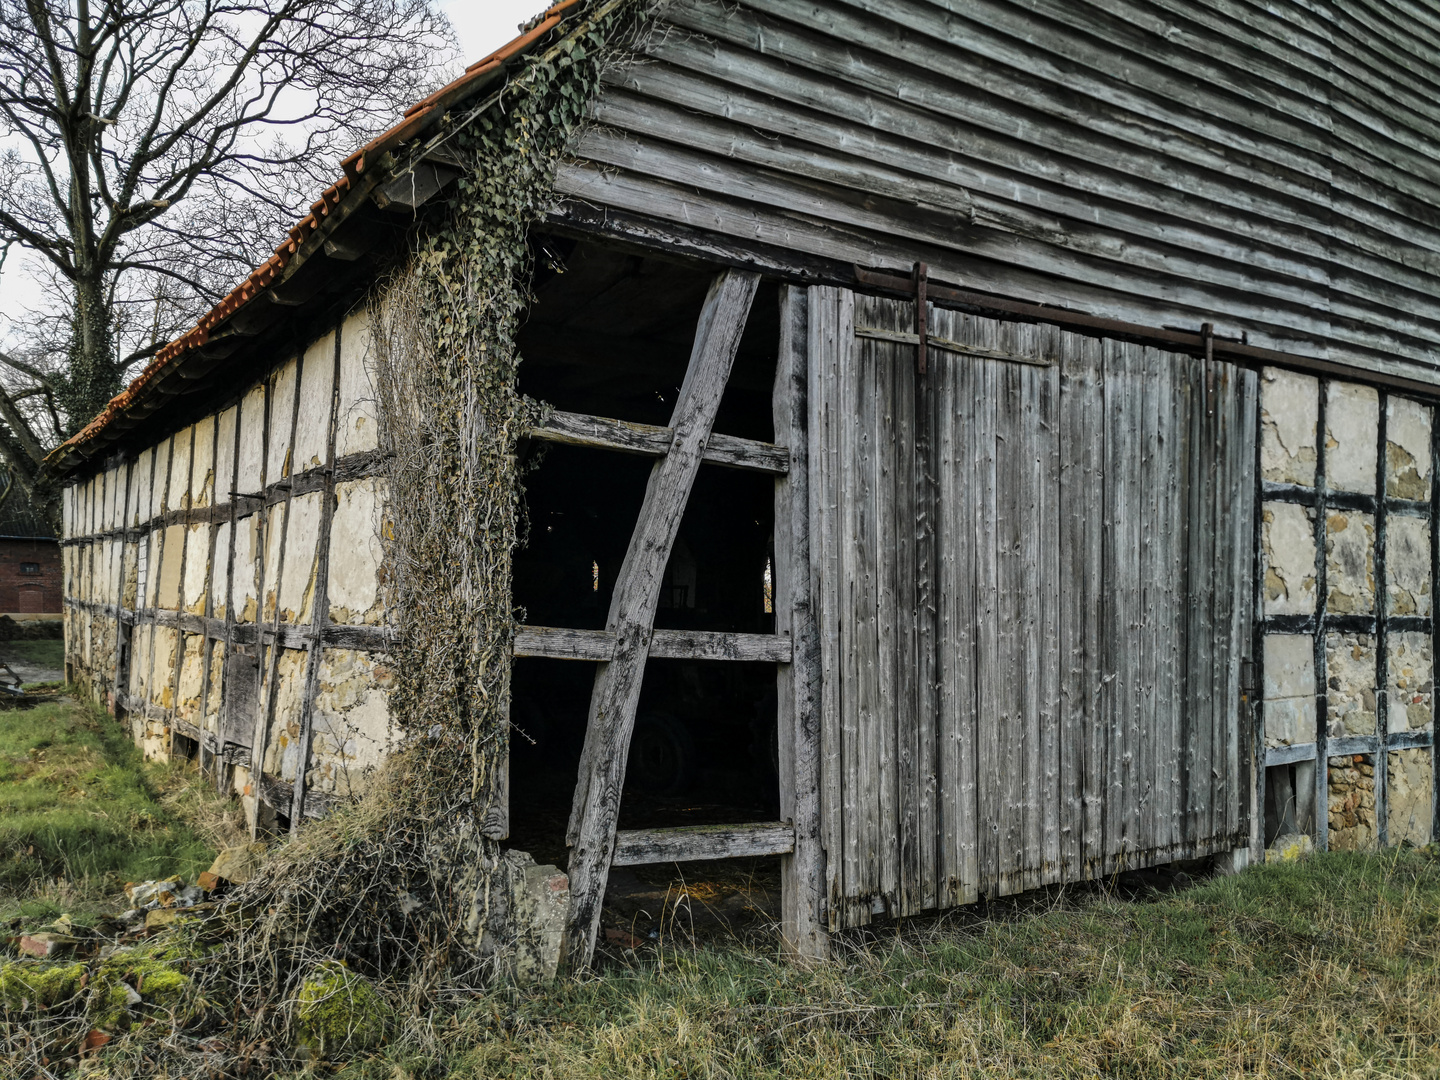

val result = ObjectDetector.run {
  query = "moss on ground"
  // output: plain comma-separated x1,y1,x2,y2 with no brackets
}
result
296,961,392,1053
0,960,87,1011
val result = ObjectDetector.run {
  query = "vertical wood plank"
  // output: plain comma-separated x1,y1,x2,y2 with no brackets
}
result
808,285,846,930
871,298,901,914
1137,348,1160,863
915,303,939,912
1231,369,1259,846
776,284,828,960
291,329,345,831
975,351,1001,895
166,431,197,747
141,437,175,730
1037,330,1062,885
886,295,918,917
1016,327,1042,894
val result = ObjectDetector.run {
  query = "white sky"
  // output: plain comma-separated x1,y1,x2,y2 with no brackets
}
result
0,0,547,349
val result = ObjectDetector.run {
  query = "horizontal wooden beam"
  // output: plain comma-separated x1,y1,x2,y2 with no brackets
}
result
513,625,614,661
1264,742,1316,766
1327,735,1381,757
650,628,793,662
62,448,387,546
64,596,392,653
611,821,795,866
512,625,792,663
530,409,789,474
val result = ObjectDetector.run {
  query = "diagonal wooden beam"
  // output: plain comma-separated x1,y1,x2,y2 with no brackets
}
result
561,269,760,972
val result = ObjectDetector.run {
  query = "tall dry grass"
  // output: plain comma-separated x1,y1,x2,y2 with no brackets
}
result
359,846,1440,1079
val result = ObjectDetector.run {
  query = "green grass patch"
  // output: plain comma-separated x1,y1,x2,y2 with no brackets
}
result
361,847,1440,1079
0,638,65,670
0,702,220,923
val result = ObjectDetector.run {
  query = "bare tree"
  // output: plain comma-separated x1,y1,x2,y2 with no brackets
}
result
0,0,457,521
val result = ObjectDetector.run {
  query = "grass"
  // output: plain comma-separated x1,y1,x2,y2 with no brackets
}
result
0,700,240,925
0,638,65,672
2,706,1436,1077
352,846,1440,1080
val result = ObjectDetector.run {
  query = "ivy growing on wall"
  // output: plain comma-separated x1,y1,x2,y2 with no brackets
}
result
173,0,650,1063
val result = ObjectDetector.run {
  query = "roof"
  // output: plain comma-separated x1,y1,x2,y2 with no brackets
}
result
50,0,589,473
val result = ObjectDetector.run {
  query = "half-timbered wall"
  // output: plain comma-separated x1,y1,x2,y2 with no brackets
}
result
1258,368,1439,852
61,310,392,830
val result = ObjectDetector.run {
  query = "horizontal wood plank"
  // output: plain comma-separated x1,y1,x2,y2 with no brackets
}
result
531,410,790,474
513,626,792,662
1265,742,1318,766
611,821,796,865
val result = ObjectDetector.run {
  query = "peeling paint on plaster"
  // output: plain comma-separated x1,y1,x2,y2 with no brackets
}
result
1264,634,1316,747
1325,382,1379,495
1262,502,1317,615
1386,396,1432,501
1387,632,1433,733
1325,511,1375,615
1386,513,1431,616
1261,367,1318,486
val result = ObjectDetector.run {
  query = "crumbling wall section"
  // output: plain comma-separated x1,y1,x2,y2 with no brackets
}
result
1259,367,1437,854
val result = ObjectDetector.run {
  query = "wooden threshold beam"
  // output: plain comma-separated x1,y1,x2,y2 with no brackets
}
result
531,409,789,474
513,625,793,663
611,822,795,866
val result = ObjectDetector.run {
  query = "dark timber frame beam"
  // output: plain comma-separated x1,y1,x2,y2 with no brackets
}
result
531,410,790,474
562,269,761,972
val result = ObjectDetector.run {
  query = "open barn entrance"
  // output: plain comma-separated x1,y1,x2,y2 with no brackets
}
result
507,241,784,910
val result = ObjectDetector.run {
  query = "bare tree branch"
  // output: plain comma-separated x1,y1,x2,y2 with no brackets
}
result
0,0,460,461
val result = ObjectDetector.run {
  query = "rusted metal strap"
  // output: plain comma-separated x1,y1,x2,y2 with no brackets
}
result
853,263,1440,400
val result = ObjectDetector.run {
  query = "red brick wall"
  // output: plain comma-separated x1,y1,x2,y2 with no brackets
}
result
0,538,62,614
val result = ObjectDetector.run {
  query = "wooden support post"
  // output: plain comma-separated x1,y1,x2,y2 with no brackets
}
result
290,327,344,830
776,285,828,960
165,430,197,754
110,457,135,720
562,269,760,972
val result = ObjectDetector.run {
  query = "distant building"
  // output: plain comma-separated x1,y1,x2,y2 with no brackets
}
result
0,495,60,618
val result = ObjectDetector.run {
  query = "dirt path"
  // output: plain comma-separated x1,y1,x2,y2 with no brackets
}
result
0,641,65,684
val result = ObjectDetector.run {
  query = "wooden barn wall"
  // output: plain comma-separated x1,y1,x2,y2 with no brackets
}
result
61,309,392,828
553,0,1440,387
808,288,1257,928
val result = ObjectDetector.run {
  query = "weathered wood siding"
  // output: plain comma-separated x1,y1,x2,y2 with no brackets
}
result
809,287,1256,928
555,0,1440,387
61,310,393,828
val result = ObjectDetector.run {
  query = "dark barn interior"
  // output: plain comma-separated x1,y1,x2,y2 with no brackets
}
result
507,240,782,867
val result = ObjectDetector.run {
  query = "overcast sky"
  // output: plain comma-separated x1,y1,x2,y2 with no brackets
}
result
0,0,547,350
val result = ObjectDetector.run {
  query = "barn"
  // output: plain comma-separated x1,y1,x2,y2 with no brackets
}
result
53,0,1440,968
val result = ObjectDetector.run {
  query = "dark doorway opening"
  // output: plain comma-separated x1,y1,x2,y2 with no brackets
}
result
507,239,781,867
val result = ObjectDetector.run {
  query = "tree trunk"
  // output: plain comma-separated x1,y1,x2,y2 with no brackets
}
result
62,274,122,436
